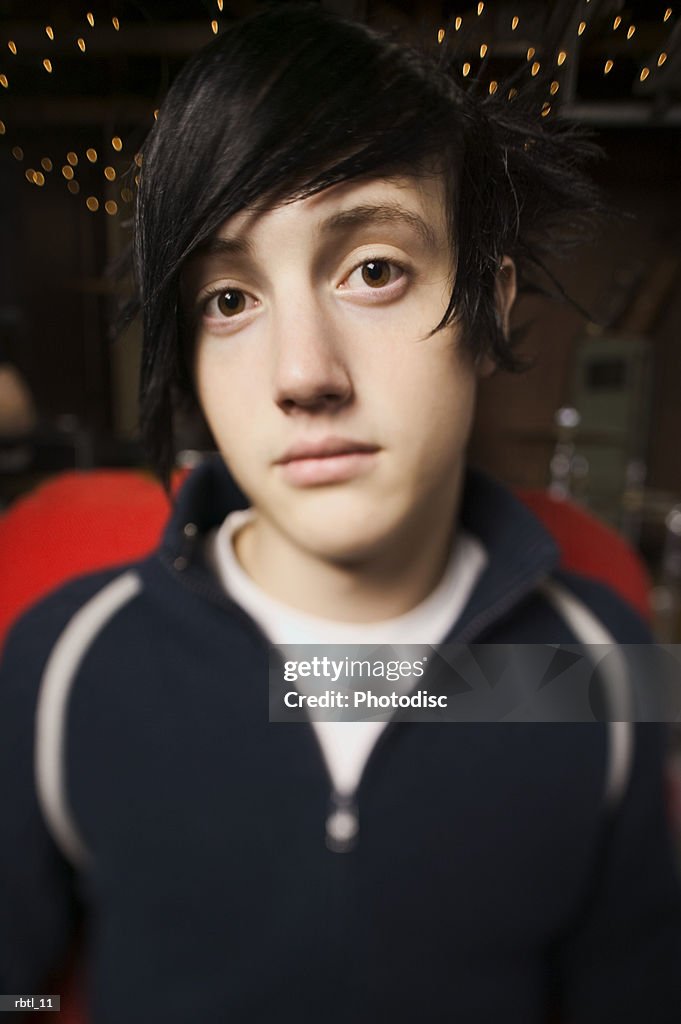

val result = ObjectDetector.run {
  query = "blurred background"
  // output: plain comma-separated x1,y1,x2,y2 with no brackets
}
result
0,0,680,638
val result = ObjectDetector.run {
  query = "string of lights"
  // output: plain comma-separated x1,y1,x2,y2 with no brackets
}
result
0,9,145,216
1,4,679,214
436,3,677,119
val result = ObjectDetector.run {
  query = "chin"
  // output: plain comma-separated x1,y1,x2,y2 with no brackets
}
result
285,507,406,568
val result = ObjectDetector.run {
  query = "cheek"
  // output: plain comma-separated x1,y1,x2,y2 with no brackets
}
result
194,347,245,450
418,385,476,467
384,339,477,448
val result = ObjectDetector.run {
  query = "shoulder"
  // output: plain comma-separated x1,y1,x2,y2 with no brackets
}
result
541,568,654,645
0,565,144,682
0,564,145,867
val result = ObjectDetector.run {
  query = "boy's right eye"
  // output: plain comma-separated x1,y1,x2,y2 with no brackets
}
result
202,288,256,319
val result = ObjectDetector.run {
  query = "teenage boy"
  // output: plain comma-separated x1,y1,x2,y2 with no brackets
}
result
1,5,680,1023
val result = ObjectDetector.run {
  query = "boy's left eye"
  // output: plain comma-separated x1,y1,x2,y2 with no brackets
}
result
345,259,404,290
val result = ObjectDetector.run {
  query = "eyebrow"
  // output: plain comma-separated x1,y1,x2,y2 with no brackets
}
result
192,235,255,261
319,203,441,251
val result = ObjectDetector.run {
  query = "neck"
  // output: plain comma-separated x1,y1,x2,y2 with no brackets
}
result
233,490,462,624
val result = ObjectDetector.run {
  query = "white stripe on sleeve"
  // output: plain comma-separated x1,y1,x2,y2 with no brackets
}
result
34,570,143,867
540,579,635,810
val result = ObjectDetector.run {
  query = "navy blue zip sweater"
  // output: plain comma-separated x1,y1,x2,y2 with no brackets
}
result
1,458,681,1023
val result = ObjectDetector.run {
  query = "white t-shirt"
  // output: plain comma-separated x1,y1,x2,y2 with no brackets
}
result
205,510,487,796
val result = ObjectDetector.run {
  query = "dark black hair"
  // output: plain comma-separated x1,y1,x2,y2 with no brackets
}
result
133,1,602,485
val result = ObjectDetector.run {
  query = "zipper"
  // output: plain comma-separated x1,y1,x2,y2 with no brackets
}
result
160,531,361,853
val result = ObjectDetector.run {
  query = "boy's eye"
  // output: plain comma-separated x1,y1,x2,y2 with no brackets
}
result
361,260,391,288
201,287,257,321
346,259,404,290
214,289,247,317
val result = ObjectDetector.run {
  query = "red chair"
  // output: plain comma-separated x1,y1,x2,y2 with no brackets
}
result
0,470,179,650
518,488,652,623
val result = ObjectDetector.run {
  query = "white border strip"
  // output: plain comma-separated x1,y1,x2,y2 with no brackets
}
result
540,579,635,810
35,570,143,867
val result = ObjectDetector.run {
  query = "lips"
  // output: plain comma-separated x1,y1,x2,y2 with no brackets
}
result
277,437,380,463
275,437,380,486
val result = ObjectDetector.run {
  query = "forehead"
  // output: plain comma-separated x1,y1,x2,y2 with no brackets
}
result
206,174,449,252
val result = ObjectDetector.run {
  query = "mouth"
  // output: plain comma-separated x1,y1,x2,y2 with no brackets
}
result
275,437,380,486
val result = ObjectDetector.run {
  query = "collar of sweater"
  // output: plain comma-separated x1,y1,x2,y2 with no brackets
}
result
160,454,560,644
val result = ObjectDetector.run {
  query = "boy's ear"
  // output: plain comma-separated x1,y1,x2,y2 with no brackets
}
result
495,255,517,336
477,255,517,379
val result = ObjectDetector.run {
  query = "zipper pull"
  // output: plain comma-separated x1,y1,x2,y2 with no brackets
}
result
325,791,359,853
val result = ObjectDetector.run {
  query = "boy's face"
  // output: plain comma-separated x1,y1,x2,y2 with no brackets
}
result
186,174,495,567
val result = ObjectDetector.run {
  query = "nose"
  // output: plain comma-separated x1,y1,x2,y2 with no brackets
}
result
271,297,353,415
